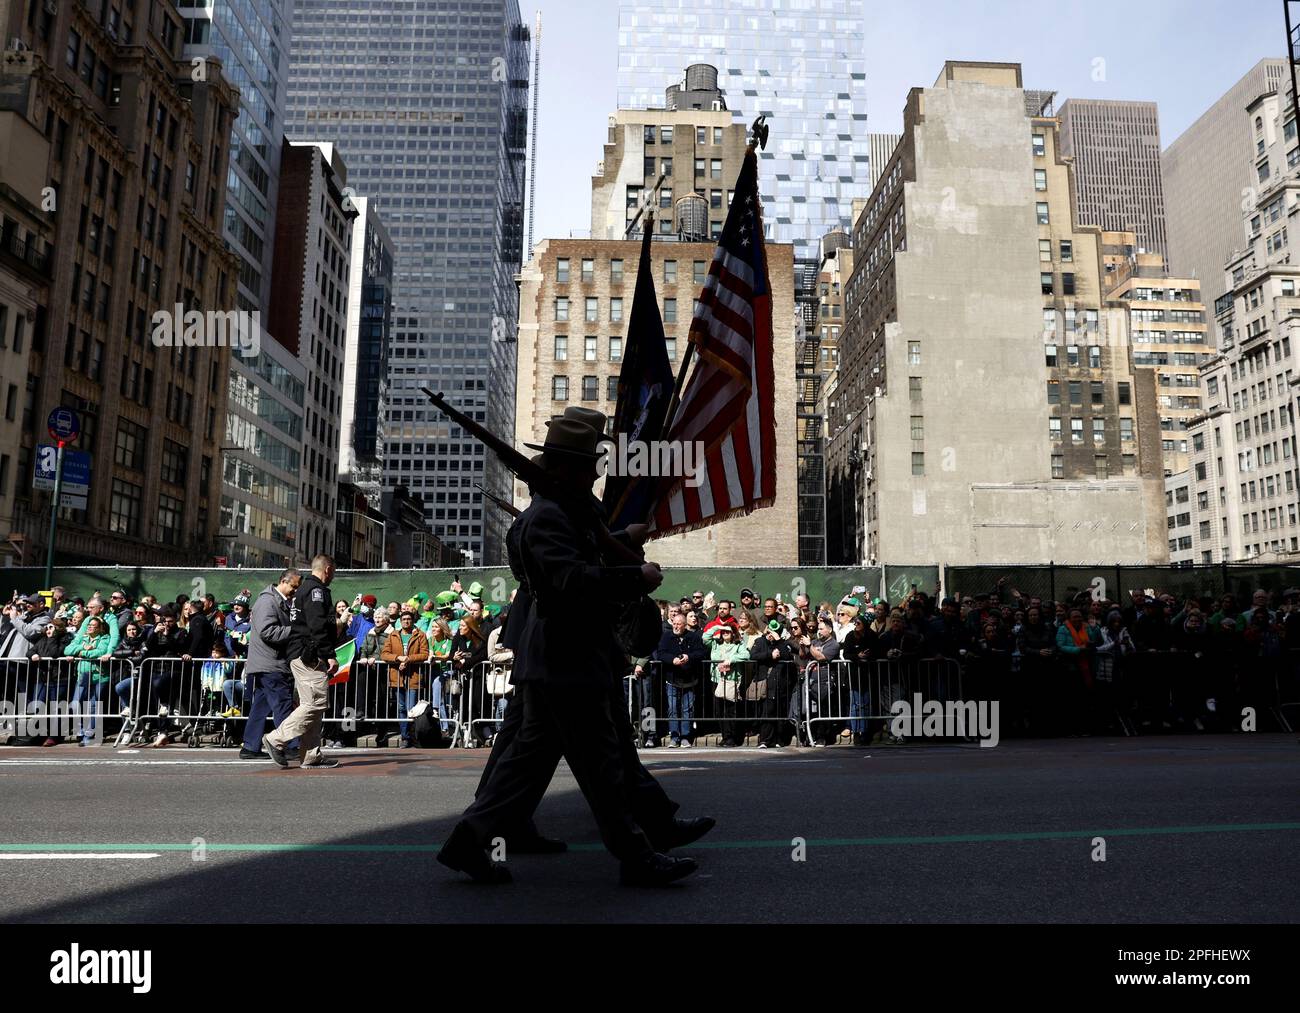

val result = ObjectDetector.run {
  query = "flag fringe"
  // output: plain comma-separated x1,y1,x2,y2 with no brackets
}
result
647,495,776,541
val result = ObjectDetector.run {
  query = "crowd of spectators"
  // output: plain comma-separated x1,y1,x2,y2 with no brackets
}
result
2,576,1297,748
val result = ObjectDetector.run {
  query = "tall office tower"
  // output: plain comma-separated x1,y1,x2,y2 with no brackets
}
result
617,0,869,262
1173,85,1300,565
267,141,358,564
1163,58,1291,312
181,0,306,568
825,63,1167,567
1058,99,1168,261
868,133,901,192
340,196,394,512
287,1,531,566
1,0,238,567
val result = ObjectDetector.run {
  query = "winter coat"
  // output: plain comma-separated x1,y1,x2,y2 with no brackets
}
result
246,586,294,676
381,627,432,688
651,628,709,688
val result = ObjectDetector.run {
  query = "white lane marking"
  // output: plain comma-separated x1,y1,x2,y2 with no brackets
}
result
0,853,159,860
0,759,252,766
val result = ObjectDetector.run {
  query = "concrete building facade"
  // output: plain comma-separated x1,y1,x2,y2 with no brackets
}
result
1,0,239,567
1174,86,1300,565
826,62,1166,567
1163,57,1291,312
515,237,798,566
1058,99,1168,261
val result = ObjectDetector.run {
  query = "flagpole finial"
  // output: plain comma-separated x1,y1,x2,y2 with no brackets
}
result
749,115,769,152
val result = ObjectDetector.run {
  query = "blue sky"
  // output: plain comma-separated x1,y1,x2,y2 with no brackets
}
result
519,0,1288,244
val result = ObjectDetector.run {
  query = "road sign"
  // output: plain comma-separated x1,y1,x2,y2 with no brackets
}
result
33,445,90,510
46,407,81,444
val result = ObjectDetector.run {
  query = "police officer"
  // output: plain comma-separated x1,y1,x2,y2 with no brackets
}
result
263,554,338,770
438,420,698,886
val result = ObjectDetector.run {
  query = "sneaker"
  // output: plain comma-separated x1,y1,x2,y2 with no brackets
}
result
261,734,289,769
42,738,57,748
679,740,692,748
757,743,769,750
301,757,340,769
668,740,680,749
119,708,131,719
151,733,169,748
239,748,269,760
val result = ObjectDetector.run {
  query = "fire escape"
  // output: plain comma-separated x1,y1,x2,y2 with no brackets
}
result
795,258,825,565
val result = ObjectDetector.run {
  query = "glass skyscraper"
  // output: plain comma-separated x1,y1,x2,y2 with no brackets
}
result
618,0,868,260
182,1,307,567
286,1,530,564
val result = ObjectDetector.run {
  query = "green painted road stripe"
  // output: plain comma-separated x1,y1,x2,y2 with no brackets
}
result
1,822,1298,854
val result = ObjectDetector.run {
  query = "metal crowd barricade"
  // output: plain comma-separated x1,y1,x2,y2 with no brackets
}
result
803,656,964,745
0,656,139,746
461,660,512,748
322,659,449,747
124,657,247,748
636,658,800,746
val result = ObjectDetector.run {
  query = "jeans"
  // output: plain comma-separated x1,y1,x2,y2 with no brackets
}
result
115,677,134,712
666,684,695,743
242,672,298,752
849,688,867,735
394,686,419,743
222,678,245,709
71,675,106,743
430,674,449,732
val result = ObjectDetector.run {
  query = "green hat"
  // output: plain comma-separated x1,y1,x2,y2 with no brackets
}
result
435,591,458,607
467,581,484,598
485,603,502,617
412,592,429,604
767,620,783,632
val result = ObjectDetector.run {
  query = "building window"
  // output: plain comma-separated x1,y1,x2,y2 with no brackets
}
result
1093,418,1105,445
714,127,724,145
553,336,568,361
584,336,598,361
664,299,677,323
1047,381,1060,404
909,377,922,401
1045,344,1058,367
160,440,188,486
108,479,142,537
911,452,925,476
1032,133,1046,157
157,495,183,547
1062,273,1076,296
910,416,924,440
1068,381,1082,405
644,125,656,144
552,376,569,401
694,261,706,284
666,338,677,360
1066,345,1080,366
582,376,598,401
581,259,594,283
609,337,623,362
114,419,146,470
585,297,598,322
1050,418,1062,441
1118,382,1131,406
696,126,706,145
607,376,619,401
695,158,705,178
1121,418,1134,442
1088,346,1101,369
664,260,677,284
610,298,623,323
1091,381,1104,405
1060,240,1073,262
1071,418,1084,444
907,341,921,365
555,298,569,322
1095,455,1109,479
1041,273,1054,295
660,188,673,209
1034,169,1047,191
661,158,673,177
711,159,723,179
644,156,656,178
610,259,624,284
1036,202,1050,225
1040,239,1052,262
1051,454,1064,478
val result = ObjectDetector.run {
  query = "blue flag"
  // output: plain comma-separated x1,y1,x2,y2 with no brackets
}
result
604,217,676,529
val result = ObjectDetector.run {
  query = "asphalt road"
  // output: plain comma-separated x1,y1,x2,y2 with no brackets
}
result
0,735,1296,923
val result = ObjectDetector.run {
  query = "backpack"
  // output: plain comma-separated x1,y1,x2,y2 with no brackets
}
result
407,700,446,749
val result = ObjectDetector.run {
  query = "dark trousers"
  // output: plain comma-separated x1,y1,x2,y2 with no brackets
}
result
242,672,299,752
462,681,658,862
474,677,678,843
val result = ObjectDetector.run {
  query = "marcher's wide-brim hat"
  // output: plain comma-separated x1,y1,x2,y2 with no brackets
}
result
558,407,613,442
525,418,607,460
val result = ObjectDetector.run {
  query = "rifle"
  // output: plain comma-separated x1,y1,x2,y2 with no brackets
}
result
474,482,520,520
419,388,641,567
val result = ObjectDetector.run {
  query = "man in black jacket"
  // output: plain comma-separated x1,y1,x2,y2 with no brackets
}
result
263,554,338,770
651,613,709,747
438,419,697,887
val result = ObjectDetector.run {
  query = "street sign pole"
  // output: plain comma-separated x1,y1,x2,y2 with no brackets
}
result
44,440,65,589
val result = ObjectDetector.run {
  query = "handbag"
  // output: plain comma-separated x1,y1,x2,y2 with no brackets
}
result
713,678,738,702
744,672,768,702
447,678,461,696
487,665,512,696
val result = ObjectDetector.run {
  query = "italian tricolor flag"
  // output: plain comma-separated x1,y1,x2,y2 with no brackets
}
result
331,639,357,686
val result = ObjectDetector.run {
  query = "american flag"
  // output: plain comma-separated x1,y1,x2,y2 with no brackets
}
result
649,148,777,537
